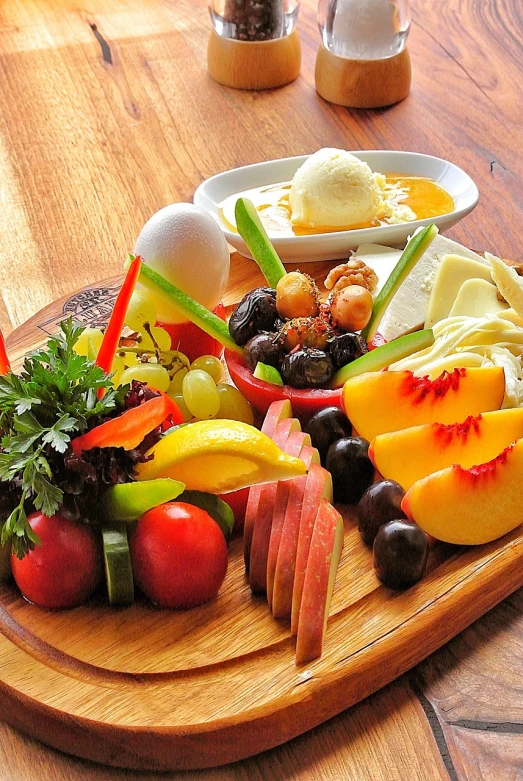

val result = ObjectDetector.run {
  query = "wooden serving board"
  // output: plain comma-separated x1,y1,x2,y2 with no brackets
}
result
1,263,523,771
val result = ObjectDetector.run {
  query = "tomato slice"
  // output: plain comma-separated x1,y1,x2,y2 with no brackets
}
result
157,303,226,363
224,349,342,422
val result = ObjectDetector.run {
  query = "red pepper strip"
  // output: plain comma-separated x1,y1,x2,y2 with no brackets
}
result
96,254,142,396
0,331,10,374
70,392,183,457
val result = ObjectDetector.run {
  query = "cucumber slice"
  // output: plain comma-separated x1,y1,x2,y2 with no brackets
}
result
253,362,284,386
177,490,235,542
101,479,185,522
102,523,134,606
361,224,439,342
331,329,434,388
129,257,243,355
235,198,287,288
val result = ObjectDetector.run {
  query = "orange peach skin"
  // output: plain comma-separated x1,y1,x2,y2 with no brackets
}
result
370,408,523,490
342,367,505,442
295,500,344,666
402,439,523,545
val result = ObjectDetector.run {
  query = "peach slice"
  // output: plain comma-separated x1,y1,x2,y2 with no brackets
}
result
249,417,302,593
402,439,523,545
269,444,320,616
244,399,294,571
295,500,344,666
342,367,505,442
370,408,523,490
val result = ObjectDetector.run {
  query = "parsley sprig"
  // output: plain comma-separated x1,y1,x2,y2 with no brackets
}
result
0,319,126,558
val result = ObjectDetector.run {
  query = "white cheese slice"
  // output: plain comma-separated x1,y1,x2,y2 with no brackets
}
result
488,253,523,319
356,236,486,341
350,243,402,297
449,278,509,318
424,255,494,328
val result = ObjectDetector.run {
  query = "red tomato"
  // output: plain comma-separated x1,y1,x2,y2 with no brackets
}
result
130,502,228,609
224,348,343,422
368,332,387,350
157,303,227,363
11,513,101,609
219,487,249,535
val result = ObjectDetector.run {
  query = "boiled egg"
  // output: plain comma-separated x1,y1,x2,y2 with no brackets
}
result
134,203,230,324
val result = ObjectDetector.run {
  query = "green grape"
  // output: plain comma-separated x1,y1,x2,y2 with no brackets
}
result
216,383,254,425
170,394,192,422
119,362,170,392
111,354,126,387
190,354,223,383
118,350,138,368
74,328,104,359
168,366,188,395
139,326,172,352
182,369,220,420
125,290,157,333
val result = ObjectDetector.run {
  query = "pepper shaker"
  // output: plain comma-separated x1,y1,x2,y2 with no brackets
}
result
207,0,301,90
315,0,411,108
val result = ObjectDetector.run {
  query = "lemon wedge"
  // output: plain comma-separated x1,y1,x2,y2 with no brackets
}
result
135,420,307,493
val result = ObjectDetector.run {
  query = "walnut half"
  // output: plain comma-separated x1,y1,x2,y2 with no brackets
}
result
324,258,378,295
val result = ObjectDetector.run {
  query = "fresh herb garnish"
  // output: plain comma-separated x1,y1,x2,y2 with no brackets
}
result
0,319,127,558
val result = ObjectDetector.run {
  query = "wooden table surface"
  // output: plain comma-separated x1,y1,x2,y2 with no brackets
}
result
0,0,522,778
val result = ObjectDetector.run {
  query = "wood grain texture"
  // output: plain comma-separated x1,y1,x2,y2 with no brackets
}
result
315,47,411,109
0,0,522,777
207,28,301,89
1,280,523,771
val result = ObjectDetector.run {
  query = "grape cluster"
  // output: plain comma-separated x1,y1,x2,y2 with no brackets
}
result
75,290,254,425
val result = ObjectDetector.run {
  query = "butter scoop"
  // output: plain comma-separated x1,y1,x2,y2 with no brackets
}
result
289,148,387,227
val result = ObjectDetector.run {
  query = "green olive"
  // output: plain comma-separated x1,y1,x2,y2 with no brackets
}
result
331,285,373,332
276,272,319,320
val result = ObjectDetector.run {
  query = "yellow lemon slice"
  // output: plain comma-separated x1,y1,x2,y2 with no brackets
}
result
135,420,307,493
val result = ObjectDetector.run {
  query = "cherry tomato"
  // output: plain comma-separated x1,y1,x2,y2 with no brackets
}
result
157,303,227,364
224,348,343,421
130,502,228,609
11,512,101,609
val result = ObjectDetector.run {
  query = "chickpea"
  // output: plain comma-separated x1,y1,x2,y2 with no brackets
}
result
276,272,319,320
331,285,373,332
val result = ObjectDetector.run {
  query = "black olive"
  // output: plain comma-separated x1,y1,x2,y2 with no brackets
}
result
373,520,428,590
325,436,374,504
280,348,335,389
329,332,368,368
229,288,278,346
243,332,282,371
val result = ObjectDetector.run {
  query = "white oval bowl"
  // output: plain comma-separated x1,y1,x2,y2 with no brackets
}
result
193,150,479,263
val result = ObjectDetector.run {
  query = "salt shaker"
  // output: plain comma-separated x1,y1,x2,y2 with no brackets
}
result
207,0,301,90
315,0,411,108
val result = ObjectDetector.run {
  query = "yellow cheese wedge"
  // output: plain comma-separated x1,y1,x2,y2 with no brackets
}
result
449,278,509,318
425,254,494,328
